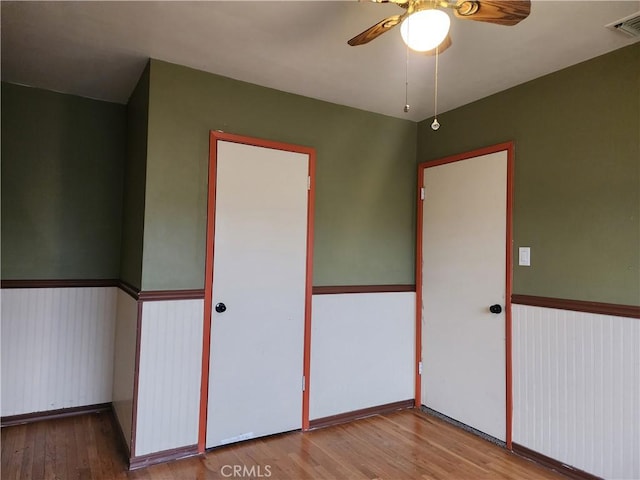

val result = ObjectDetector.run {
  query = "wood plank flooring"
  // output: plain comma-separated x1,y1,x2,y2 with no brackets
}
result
2,408,567,479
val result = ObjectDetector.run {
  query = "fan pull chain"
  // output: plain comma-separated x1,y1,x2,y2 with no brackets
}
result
404,25,410,113
431,45,440,130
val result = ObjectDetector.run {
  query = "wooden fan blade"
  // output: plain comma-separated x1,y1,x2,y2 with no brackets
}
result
348,14,405,46
454,0,530,26
421,34,452,56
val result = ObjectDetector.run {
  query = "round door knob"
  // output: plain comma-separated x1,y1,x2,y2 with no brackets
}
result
489,304,502,314
215,303,227,313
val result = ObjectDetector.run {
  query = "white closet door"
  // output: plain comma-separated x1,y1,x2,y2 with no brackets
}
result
206,140,309,448
421,150,508,441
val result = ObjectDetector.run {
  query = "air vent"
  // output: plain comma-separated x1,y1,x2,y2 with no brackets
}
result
606,11,640,37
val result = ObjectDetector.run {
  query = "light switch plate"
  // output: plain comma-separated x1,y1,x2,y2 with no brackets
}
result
519,247,531,266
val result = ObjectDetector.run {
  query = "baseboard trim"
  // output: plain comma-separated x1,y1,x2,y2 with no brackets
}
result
1,402,112,428
128,444,200,470
512,443,602,480
308,399,414,430
511,294,640,319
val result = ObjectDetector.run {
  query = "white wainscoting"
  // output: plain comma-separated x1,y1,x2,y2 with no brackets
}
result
512,304,640,480
134,299,204,457
309,292,415,420
1,287,117,417
112,289,138,451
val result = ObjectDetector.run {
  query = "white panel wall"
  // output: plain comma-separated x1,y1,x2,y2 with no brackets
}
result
310,292,415,420
112,289,138,451
1,287,117,416
512,304,640,480
134,299,203,456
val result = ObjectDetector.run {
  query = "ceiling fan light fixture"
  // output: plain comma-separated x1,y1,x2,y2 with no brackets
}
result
400,9,451,52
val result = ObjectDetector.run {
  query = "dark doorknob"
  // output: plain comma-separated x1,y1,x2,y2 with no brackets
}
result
215,302,227,313
489,304,502,314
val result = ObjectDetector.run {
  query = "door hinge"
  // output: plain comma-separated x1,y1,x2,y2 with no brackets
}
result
307,176,311,191
420,188,425,200
302,376,306,391
418,361,423,375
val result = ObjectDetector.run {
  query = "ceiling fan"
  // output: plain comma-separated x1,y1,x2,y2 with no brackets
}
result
348,0,531,54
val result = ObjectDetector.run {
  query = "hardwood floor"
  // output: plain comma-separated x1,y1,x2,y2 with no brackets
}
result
2,408,567,479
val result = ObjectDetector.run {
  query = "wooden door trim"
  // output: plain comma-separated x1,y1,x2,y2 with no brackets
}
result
302,143,316,432
198,131,315,452
415,141,514,448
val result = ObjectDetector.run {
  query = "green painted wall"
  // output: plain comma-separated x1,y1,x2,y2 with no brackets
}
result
1,82,126,280
142,59,417,290
5,45,635,302
119,64,150,290
417,44,640,305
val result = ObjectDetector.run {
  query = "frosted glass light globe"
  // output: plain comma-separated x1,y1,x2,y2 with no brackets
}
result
400,9,451,52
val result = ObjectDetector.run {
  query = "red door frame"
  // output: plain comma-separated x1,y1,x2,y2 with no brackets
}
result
414,142,514,448
198,131,316,452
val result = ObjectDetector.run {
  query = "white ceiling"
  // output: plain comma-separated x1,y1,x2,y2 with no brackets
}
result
1,1,638,121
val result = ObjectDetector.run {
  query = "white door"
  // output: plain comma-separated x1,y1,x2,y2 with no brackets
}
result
420,149,509,441
206,140,310,448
